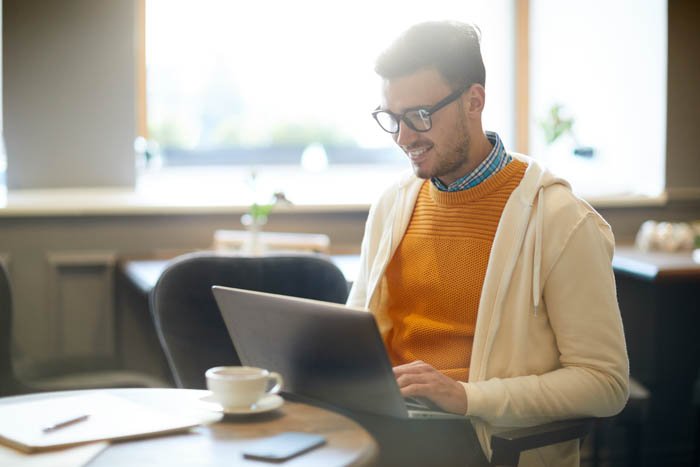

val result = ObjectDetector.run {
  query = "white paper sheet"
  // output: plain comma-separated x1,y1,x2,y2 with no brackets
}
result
0,441,107,467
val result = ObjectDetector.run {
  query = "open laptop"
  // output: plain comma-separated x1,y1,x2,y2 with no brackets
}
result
212,286,467,420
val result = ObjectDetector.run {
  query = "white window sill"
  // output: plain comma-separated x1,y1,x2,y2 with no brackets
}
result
0,165,392,217
585,193,668,208
0,164,683,217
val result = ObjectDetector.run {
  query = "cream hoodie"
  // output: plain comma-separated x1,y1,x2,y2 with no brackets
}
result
347,154,629,466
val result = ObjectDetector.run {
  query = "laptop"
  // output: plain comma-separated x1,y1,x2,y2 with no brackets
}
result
212,286,467,420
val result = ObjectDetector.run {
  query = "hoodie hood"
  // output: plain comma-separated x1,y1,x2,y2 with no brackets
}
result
509,153,572,312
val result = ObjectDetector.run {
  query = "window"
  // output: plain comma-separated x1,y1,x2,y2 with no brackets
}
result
144,1,515,180
143,1,667,204
529,0,667,199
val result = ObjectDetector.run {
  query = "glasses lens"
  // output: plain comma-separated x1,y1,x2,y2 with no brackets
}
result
374,111,399,133
405,110,432,132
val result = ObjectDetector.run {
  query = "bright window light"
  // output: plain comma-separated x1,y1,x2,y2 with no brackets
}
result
529,0,667,199
145,0,515,167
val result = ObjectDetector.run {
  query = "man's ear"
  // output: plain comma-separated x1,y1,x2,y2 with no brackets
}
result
465,84,485,115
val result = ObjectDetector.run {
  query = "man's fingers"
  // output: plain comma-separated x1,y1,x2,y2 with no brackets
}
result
393,360,430,376
391,361,468,415
396,371,428,388
395,367,445,390
398,382,433,398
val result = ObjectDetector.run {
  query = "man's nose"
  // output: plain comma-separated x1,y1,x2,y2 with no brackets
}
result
394,120,418,146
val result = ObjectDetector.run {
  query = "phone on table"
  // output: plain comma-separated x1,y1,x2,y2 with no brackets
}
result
242,431,326,462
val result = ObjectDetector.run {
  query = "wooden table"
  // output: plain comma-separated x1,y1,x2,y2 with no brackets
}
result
0,388,378,466
612,245,700,282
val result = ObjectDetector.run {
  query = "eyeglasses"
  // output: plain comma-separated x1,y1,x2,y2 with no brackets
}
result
371,84,470,134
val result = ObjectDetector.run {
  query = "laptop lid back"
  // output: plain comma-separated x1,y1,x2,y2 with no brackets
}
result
212,286,408,418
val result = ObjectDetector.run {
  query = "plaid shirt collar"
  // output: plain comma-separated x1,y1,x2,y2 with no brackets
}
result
432,131,511,192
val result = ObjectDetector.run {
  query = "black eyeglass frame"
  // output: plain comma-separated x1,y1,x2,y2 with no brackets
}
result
371,83,471,134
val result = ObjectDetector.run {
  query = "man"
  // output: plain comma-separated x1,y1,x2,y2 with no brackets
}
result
347,21,629,466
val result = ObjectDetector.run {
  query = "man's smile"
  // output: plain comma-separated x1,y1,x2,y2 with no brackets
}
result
405,144,434,161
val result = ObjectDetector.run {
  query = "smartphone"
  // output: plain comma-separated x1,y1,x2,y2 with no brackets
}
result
242,432,326,462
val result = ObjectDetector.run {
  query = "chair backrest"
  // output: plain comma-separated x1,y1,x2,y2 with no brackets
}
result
151,251,349,389
0,263,16,396
1,262,167,394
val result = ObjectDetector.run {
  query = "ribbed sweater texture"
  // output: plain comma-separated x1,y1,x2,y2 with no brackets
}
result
383,159,527,381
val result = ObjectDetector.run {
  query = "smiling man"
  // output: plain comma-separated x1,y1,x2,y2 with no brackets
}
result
347,21,629,466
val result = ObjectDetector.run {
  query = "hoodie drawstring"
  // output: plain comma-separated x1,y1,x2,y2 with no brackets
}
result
532,187,544,315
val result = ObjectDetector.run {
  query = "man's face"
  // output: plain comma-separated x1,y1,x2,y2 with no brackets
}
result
380,68,472,185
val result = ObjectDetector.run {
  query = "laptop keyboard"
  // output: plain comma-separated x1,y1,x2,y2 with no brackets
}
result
404,396,443,412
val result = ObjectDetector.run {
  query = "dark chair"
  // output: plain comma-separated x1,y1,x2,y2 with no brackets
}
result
490,418,595,466
491,375,651,467
150,251,349,389
0,263,164,398
591,377,651,467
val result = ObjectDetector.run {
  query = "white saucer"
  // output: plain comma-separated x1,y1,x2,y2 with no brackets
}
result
200,394,284,415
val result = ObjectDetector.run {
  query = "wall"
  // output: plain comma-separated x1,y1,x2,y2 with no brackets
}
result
665,0,700,197
2,0,136,189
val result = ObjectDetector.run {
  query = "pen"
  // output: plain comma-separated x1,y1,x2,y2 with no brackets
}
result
42,414,90,433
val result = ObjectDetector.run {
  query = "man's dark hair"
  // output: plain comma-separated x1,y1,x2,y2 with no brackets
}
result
375,21,485,91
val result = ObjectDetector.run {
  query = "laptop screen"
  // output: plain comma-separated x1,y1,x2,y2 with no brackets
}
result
212,286,409,418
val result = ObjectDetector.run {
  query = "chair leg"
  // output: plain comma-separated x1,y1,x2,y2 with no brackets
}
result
591,423,600,467
624,421,642,467
591,419,602,467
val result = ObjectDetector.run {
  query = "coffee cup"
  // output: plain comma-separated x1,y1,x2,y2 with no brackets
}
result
205,366,283,409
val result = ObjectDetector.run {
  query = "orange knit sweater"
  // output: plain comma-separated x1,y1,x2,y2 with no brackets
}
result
382,160,527,381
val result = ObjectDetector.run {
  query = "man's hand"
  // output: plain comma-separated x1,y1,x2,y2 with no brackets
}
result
393,360,468,415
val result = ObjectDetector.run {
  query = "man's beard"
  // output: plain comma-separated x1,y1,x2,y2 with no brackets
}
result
418,128,471,183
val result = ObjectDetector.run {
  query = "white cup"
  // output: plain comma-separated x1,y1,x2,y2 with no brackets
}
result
205,366,283,409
